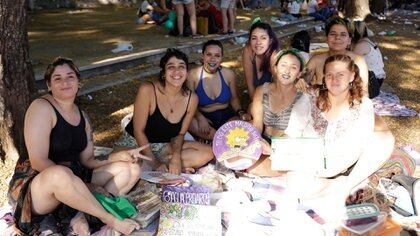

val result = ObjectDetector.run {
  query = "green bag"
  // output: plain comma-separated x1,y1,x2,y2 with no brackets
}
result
93,193,137,220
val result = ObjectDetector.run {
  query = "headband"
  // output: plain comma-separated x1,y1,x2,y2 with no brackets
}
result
274,49,305,71
250,17,262,28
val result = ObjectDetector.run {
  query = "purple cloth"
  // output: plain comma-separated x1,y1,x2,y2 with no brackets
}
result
372,91,418,117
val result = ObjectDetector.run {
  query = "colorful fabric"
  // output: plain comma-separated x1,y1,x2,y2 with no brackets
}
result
368,147,416,187
372,91,418,117
8,158,89,235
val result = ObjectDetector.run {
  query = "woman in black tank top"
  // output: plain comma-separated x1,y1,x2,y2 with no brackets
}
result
8,57,145,235
131,48,214,175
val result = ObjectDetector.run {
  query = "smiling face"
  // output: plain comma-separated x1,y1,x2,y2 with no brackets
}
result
274,53,302,85
47,64,79,100
250,27,271,55
324,60,355,96
326,24,351,52
203,44,222,73
164,56,188,87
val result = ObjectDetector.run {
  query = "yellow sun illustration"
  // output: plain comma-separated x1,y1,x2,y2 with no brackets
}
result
226,127,249,149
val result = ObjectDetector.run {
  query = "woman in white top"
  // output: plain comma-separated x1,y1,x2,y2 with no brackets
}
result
352,20,386,98
285,54,394,207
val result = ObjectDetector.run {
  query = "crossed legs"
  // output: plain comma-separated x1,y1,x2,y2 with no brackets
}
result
30,162,141,234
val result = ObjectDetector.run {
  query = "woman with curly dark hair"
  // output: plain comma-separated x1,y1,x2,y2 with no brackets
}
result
283,54,394,219
124,48,214,175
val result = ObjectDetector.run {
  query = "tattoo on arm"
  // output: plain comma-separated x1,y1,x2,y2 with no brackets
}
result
94,154,109,161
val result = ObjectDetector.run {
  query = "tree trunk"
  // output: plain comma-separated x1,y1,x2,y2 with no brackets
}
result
0,0,36,163
370,0,386,15
340,0,371,20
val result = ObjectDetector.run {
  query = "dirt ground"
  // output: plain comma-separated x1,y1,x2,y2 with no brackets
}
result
0,6,419,208
28,6,279,75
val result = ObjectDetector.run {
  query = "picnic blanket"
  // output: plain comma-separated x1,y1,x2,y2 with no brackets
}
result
372,91,418,117
1,146,418,235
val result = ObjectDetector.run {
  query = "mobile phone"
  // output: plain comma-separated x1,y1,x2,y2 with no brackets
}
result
306,209,326,225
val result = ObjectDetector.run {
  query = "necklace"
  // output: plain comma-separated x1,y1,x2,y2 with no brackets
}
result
162,91,178,113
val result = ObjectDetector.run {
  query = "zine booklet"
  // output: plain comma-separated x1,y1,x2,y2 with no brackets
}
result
157,202,221,236
161,186,211,205
157,186,220,235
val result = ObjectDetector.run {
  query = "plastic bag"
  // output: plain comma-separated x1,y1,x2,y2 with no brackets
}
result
93,193,137,220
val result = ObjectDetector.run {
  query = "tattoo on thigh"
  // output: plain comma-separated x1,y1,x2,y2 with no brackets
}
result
94,154,109,161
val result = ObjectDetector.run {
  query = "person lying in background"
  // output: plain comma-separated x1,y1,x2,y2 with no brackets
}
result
136,0,170,24
307,0,332,22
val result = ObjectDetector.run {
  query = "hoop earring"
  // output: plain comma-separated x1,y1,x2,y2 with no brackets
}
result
321,83,327,90
349,82,353,88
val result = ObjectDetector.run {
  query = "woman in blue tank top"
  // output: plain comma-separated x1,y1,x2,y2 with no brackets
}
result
187,40,247,140
8,57,146,235
130,48,214,174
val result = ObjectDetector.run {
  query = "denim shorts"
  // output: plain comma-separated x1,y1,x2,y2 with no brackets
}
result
221,0,236,9
172,0,193,5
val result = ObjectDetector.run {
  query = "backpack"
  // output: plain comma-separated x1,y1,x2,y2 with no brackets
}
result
379,175,420,217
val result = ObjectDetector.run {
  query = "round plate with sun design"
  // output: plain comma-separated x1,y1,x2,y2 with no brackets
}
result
212,120,262,170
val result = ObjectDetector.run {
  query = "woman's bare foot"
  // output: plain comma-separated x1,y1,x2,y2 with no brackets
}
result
108,218,140,235
70,212,90,236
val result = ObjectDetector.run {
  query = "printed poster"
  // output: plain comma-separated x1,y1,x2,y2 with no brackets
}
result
157,202,221,236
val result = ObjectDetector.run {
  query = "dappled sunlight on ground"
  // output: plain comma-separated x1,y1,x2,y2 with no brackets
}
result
380,42,400,50
27,6,282,75
55,29,100,37
222,60,242,68
110,105,134,117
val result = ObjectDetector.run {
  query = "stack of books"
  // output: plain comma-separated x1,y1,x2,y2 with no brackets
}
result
129,190,161,228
